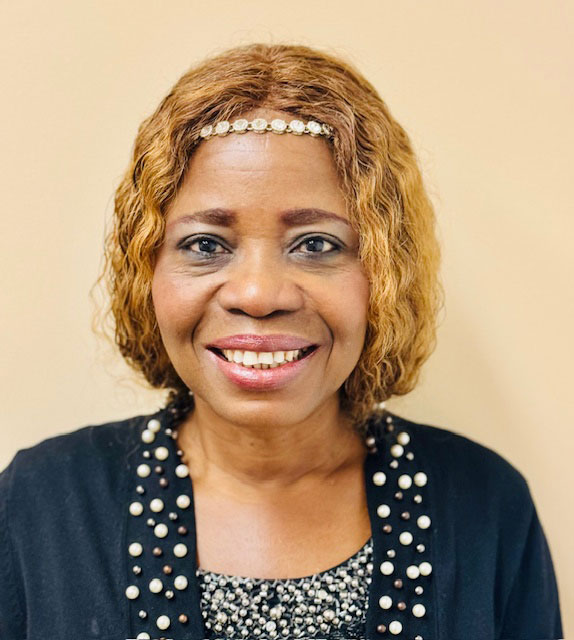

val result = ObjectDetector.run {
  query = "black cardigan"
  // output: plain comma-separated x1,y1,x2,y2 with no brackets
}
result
0,405,563,640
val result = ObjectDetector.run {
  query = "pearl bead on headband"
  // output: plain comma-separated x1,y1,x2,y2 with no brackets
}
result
199,117,334,141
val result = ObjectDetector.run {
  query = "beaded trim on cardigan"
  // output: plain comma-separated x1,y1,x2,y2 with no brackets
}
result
124,397,433,640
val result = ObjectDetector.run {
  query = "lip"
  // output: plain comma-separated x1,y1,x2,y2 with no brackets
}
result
207,334,317,352
206,345,320,391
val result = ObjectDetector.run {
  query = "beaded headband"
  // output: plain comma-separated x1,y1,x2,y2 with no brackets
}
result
199,117,334,141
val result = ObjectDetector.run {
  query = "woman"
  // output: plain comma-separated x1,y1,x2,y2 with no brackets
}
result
0,43,562,640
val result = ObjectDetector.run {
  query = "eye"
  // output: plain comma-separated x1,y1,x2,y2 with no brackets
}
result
179,235,228,256
292,235,341,255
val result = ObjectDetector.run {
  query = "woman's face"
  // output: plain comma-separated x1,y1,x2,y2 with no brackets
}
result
152,112,370,428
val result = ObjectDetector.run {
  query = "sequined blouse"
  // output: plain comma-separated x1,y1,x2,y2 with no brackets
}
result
196,537,373,639
0,400,563,640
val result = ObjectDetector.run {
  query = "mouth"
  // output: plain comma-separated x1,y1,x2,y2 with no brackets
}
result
207,345,318,369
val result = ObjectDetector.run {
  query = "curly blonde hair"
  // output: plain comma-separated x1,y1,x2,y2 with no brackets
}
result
99,43,444,430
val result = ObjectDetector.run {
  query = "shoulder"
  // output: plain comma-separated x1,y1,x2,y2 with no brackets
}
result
381,411,534,513
0,412,150,504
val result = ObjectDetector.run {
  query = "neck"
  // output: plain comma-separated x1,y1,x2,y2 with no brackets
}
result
176,396,367,494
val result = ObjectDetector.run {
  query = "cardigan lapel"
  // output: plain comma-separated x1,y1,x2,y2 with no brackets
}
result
124,407,434,640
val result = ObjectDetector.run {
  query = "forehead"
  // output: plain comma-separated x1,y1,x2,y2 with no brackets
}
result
167,125,346,220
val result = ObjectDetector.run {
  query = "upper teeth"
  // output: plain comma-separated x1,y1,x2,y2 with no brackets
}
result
221,349,306,367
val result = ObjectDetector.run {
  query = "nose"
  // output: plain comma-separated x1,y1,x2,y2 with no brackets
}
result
217,248,304,318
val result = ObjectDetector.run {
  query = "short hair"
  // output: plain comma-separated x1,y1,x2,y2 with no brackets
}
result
99,42,444,430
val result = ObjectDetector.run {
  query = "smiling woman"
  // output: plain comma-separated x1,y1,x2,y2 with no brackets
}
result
0,43,563,640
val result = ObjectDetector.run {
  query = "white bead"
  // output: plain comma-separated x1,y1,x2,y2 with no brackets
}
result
200,125,213,138
141,429,155,444
136,464,151,478
376,504,390,518
175,464,189,478
149,578,163,593
398,474,412,490
154,446,169,461
414,472,428,487
128,542,143,557
406,564,420,579
289,119,305,134
136,633,150,639
215,121,230,135
271,118,287,133
176,494,191,509
397,431,410,446
174,575,188,590
251,118,267,132
173,543,188,558
125,585,140,599
419,561,432,576
417,515,431,529
307,120,322,135
399,531,413,545
390,444,404,458
378,595,392,609
147,418,161,432
129,502,144,516
412,603,426,618
380,561,394,575
389,620,402,635
233,118,249,132
156,614,171,630
150,498,164,513
372,471,386,486
154,523,168,538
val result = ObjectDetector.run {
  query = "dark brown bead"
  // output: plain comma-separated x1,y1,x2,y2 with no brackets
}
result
163,565,173,575
397,601,406,611
159,478,169,488
178,614,188,624
377,624,387,633
177,525,188,535
385,424,395,432
400,511,410,520
393,579,403,589
152,547,163,557
382,524,392,534
154,465,164,475
394,491,403,501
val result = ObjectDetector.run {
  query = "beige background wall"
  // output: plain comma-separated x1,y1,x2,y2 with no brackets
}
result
1,0,572,631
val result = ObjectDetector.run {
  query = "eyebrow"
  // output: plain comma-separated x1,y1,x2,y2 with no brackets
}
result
166,207,351,229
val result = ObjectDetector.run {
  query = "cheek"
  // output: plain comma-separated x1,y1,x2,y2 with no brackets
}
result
151,269,203,339
327,269,370,347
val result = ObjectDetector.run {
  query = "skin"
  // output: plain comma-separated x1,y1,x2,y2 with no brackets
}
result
151,109,372,578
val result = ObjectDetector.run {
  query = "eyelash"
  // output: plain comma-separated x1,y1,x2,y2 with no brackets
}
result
178,234,342,259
